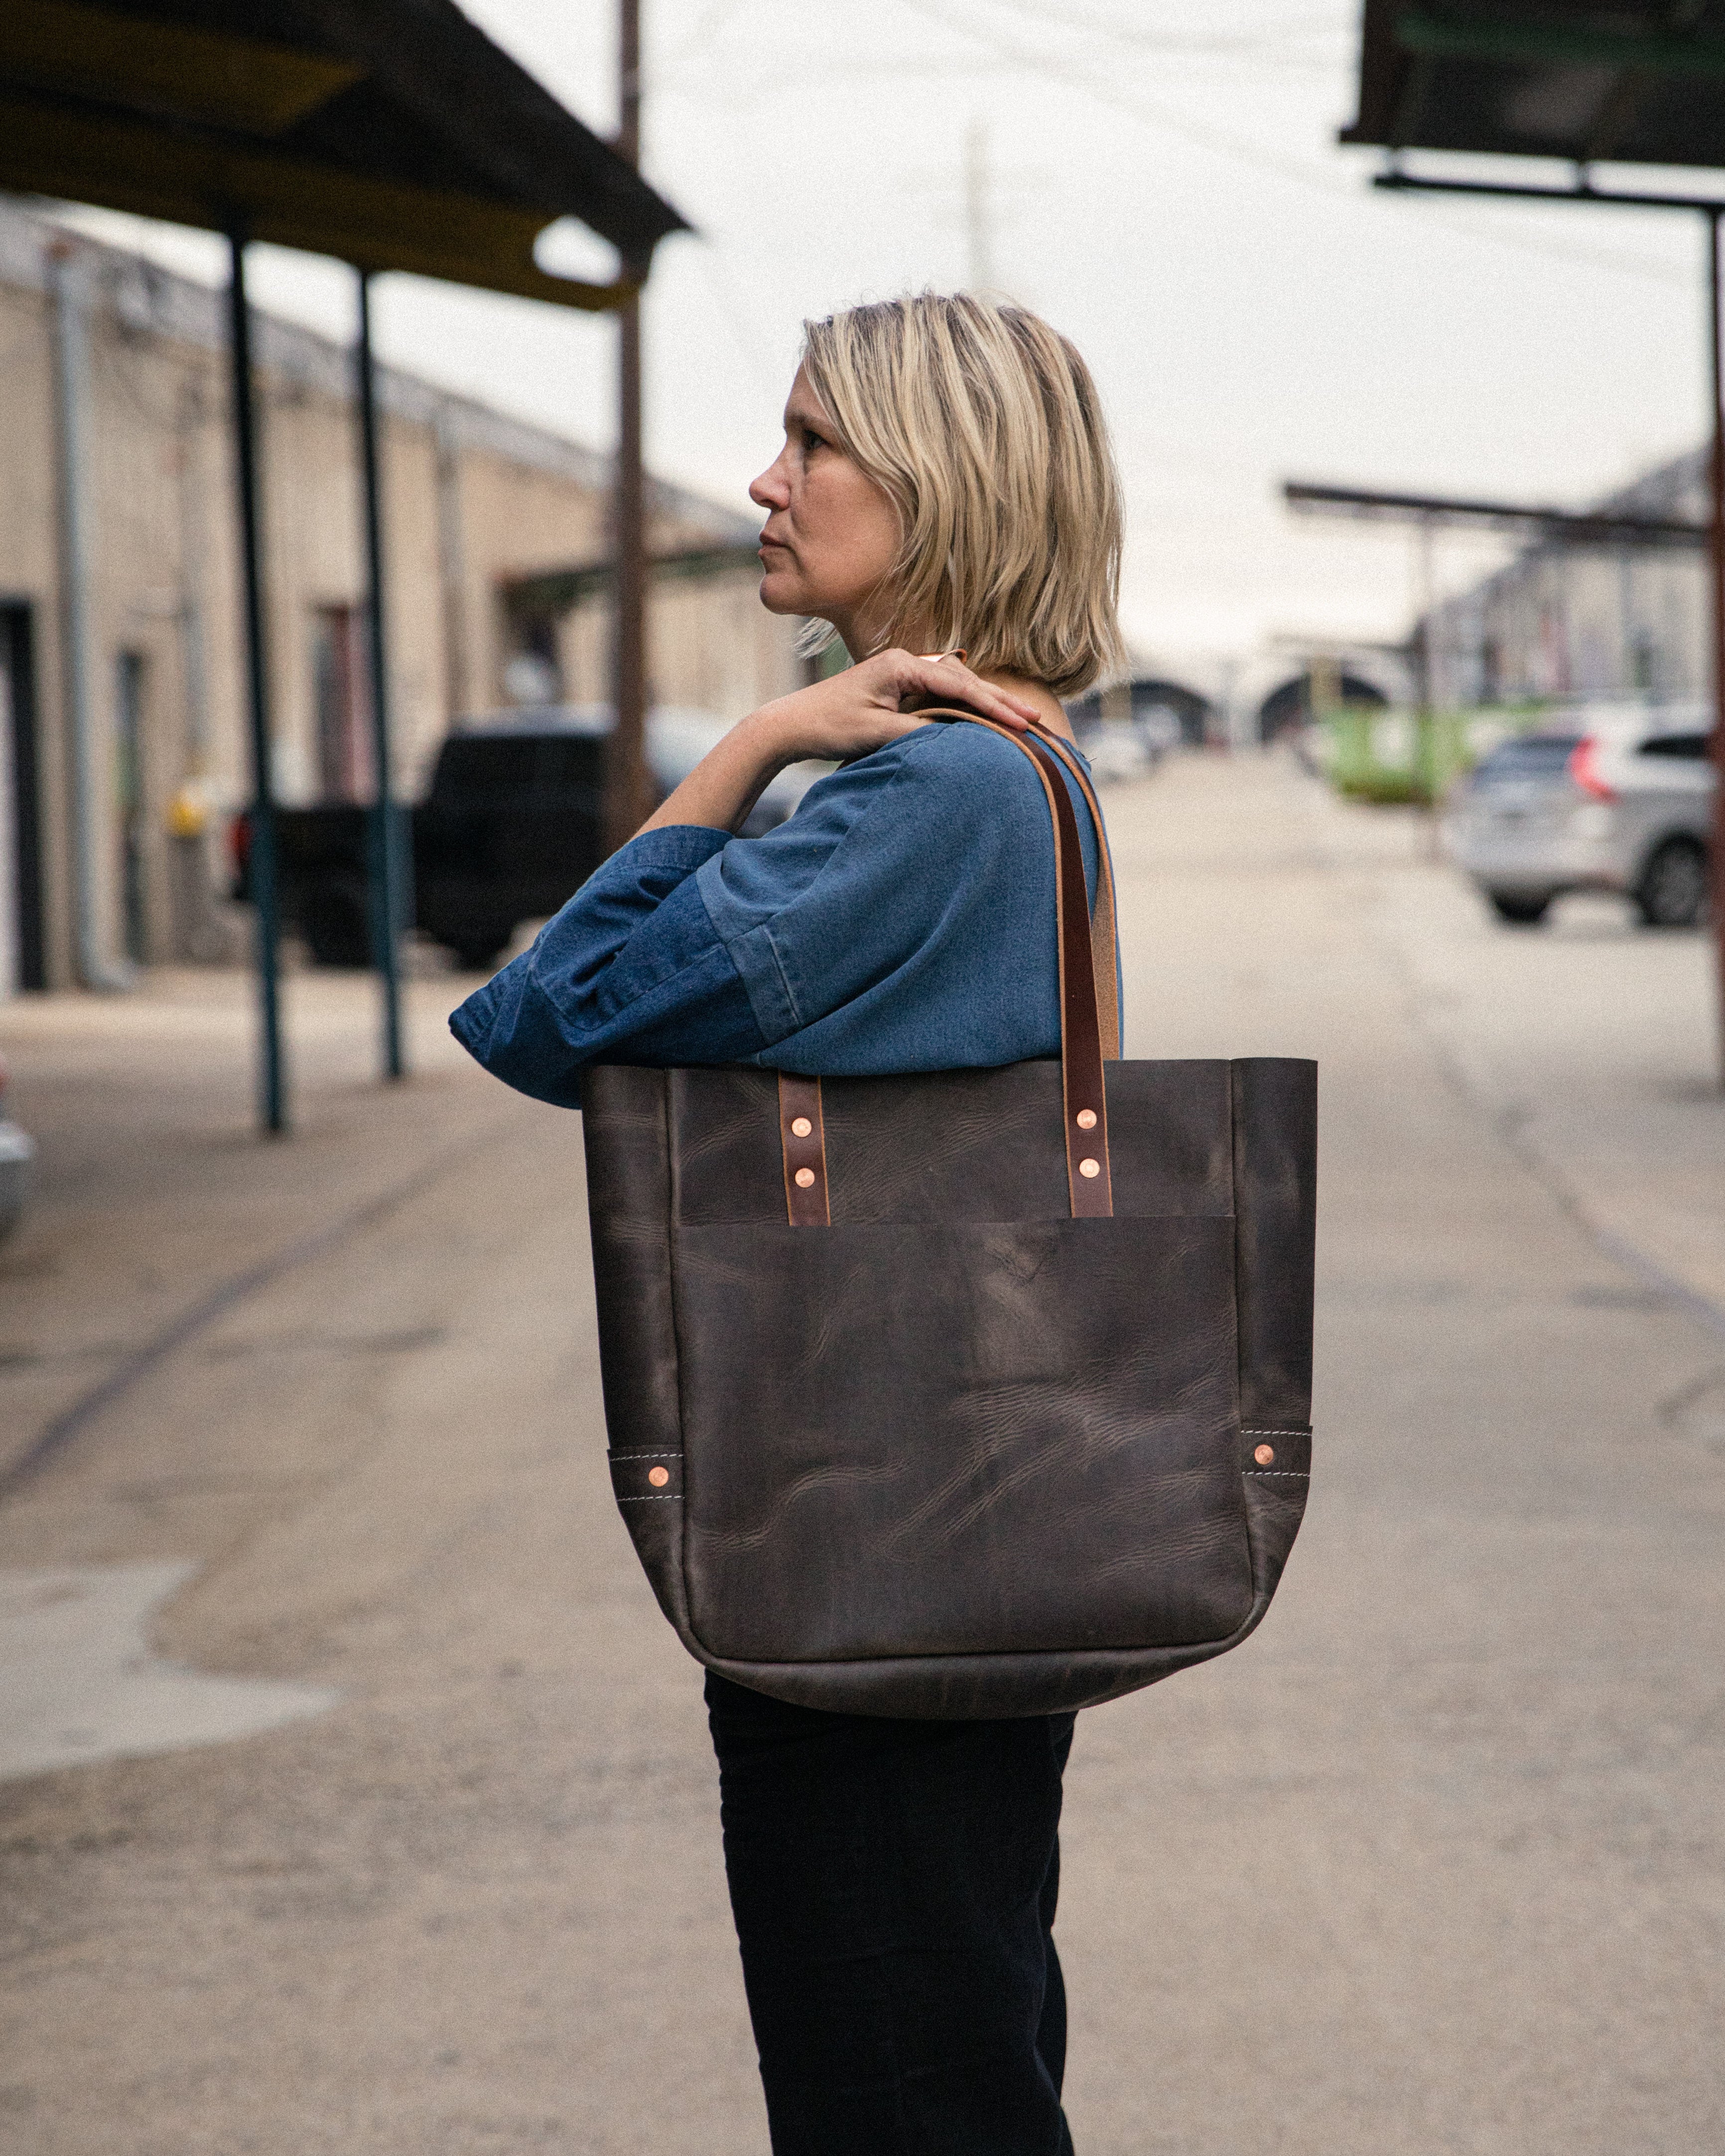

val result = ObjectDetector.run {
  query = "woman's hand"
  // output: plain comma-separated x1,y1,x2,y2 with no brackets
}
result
750,648,1042,765
636,650,1044,839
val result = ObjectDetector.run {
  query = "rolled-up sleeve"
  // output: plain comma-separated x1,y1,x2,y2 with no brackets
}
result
692,722,1091,1073
449,826,765,1108
450,720,1106,1102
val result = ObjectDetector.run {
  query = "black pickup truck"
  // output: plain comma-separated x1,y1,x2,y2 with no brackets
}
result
231,708,815,971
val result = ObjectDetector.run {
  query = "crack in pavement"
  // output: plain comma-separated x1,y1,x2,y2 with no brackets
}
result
0,1119,518,1503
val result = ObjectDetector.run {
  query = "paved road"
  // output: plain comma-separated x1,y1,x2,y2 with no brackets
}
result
0,754,1721,2153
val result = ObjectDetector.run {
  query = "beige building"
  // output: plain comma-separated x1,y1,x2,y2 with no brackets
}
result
1424,447,1710,711
0,196,798,997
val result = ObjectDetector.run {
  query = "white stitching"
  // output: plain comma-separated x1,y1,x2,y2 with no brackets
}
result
616,1493,683,1504
610,1452,682,1460
1242,1428,1309,1438
1245,1470,1308,1480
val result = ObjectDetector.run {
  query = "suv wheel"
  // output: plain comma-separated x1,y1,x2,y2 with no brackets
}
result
1488,890,1552,925
1636,839,1708,929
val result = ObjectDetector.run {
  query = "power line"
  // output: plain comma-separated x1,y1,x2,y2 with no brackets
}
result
952,0,1352,63
890,0,1693,288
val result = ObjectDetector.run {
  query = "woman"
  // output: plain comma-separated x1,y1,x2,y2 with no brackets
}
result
453,292,1124,2155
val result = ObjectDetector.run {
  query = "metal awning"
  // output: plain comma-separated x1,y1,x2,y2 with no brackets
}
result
1344,0,1725,168
1284,479,1710,546
5,0,690,1135
0,0,687,305
507,542,765,621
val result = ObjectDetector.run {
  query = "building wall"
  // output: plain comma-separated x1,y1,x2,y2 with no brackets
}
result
0,198,795,993
1426,449,1710,710
556,566,806,723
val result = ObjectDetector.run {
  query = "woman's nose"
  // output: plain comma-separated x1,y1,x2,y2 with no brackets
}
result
750,454,791,510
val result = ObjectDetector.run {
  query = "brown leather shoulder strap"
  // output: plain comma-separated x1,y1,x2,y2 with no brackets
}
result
936,712,1113,1218
774,707,1115,1223
1028,729,1122,1060
778,1072,830,1224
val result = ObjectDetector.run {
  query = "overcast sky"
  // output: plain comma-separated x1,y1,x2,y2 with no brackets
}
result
65,0,1723,674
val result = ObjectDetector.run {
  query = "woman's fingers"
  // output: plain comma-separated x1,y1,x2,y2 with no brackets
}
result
900,652,1039,729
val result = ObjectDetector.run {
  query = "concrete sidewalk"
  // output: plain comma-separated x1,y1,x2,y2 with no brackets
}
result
0,754,1721,2154
0,963,525,1491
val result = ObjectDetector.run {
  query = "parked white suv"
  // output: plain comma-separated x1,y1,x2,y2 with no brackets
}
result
1443,709,1712,927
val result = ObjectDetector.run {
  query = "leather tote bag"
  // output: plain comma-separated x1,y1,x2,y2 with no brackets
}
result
580,716,1315,1719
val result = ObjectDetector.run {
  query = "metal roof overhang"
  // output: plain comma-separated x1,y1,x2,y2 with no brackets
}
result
507,542,766,619
1284,479,1711,545
0,0,689,308
1344,0,1725,169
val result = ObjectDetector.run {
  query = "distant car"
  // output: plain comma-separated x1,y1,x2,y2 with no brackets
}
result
1443,713,1713,927
233,705,826,971
1067,701,1183,780
0,1051,32,1244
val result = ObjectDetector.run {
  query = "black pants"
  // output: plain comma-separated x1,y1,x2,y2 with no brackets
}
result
705,1671,1077,2156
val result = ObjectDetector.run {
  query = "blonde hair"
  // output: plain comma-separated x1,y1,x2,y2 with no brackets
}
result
799,292,1124,697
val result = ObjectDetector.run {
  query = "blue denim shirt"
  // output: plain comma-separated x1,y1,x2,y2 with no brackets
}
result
449,718,1110,1106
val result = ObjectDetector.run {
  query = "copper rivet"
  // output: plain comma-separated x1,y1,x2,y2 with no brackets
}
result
648,1465,670,1488
1078,1157,1100,1179
1254,1444,1275,1466
795,1166,816,1188
1076,1109,1097,1131
791,1116,812,1138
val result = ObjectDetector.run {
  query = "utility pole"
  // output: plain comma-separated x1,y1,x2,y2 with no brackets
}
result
604,0,652,856
1413,516,1436,816
964,118,995,293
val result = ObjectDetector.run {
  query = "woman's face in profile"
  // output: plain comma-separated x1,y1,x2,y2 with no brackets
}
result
750,366,902,646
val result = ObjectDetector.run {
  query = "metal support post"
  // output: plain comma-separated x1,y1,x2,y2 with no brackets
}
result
356,271,406,1079
1707,211,1725,1080
226,230,286,1135
604,0,652,857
